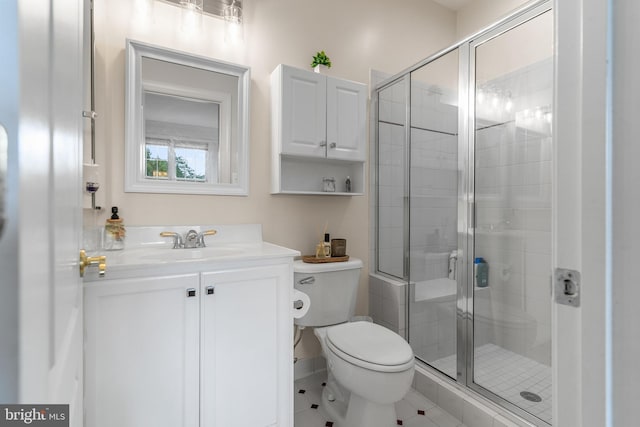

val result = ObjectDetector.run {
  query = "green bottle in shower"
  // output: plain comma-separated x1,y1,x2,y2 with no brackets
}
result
474,257,489,288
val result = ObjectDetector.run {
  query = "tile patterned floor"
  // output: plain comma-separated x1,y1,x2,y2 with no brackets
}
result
431,343,552,424
294,372,465,427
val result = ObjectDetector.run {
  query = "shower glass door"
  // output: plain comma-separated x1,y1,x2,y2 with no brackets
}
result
373,2,553,425
377,78,408,280
471,9,553,425
407,48,460,378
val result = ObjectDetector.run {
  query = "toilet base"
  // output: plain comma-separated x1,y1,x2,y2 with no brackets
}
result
320,386,347,424
345,393,397,427
321,384,399,427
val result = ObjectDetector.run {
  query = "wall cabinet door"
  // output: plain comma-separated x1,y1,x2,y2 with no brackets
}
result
84,274,200,427
200,264,292,427
281,65,327,158
326,77,367,161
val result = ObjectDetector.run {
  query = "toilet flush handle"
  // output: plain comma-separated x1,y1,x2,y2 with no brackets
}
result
298,276,315,285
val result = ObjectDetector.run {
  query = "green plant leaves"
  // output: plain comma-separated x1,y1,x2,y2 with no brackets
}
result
311,50,332,68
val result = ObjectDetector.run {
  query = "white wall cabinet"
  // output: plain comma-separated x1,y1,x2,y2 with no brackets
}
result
85,263,293,427
271,64,367,195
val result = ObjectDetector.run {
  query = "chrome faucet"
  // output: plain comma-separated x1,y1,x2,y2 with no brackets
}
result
160,229,218,249
184,230,199,248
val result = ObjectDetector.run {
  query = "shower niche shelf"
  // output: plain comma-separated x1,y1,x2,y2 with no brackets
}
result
270,64,367,196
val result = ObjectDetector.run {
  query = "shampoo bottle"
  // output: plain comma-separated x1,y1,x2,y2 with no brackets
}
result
474,257,489,288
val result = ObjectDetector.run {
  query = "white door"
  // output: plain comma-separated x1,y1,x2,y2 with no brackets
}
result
326,77,367,161
0,0,86,423
554,0,608,426
281,65,327,158
201,264,293,427
84,275,200,427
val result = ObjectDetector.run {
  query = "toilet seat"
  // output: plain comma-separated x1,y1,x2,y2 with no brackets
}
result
326,321,414,373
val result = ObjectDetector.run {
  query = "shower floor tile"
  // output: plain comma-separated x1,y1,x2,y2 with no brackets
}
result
294,371,465,427
431,344,552,424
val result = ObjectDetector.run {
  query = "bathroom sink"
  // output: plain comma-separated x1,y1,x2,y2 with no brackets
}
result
137,246,245,262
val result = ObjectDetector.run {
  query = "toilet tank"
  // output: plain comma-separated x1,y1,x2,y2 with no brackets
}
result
293,258,363,327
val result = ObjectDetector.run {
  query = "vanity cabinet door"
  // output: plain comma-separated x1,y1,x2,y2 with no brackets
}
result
200,264,293,427
326,76,367,161
84,274,200,427
279,65,327,158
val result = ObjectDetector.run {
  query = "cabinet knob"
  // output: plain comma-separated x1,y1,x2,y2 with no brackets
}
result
187,288,196,297
329,142,337,148
319,141,327,147
206,286,215,295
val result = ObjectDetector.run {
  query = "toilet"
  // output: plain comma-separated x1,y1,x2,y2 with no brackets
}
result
294,258,415,427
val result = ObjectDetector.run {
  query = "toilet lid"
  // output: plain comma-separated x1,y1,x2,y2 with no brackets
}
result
326,321,414,368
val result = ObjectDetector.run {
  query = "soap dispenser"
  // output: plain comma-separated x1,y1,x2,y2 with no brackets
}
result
103,206,125,251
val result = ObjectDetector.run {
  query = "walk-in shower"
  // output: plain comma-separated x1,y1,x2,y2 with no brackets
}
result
372,1,553,425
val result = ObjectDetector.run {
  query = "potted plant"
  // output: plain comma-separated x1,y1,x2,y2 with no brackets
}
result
311,51,332,73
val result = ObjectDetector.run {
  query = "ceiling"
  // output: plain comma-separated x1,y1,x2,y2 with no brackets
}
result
430,0,475,11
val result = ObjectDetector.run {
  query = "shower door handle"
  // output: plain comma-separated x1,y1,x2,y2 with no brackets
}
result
0,124,7,241
470,201,476,229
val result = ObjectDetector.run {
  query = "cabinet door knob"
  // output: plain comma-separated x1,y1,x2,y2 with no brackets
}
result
206,286,215,295
187,288,196,297
319,141,327,147
329,142,337,148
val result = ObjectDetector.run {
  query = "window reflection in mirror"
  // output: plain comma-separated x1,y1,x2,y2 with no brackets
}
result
125,40,250,195
144,92,218,183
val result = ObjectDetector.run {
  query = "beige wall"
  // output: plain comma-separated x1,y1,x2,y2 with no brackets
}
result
456,0,531,39
91,0,456,359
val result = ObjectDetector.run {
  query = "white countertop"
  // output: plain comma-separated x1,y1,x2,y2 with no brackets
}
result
84,224,300,282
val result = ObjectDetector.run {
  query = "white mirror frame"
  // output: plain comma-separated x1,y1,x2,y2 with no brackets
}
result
125,39,250,195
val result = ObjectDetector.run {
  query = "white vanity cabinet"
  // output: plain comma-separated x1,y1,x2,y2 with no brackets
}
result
84,260,294,427
271,64,367,195
200,264,292,427
84,274,201,427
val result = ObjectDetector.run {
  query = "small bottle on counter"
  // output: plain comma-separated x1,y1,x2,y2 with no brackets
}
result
345,176,351,192
315,242,327,259
103,206,125,251
323,233,331,257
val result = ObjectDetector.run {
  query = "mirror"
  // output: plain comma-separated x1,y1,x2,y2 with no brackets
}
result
125,39,250,195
